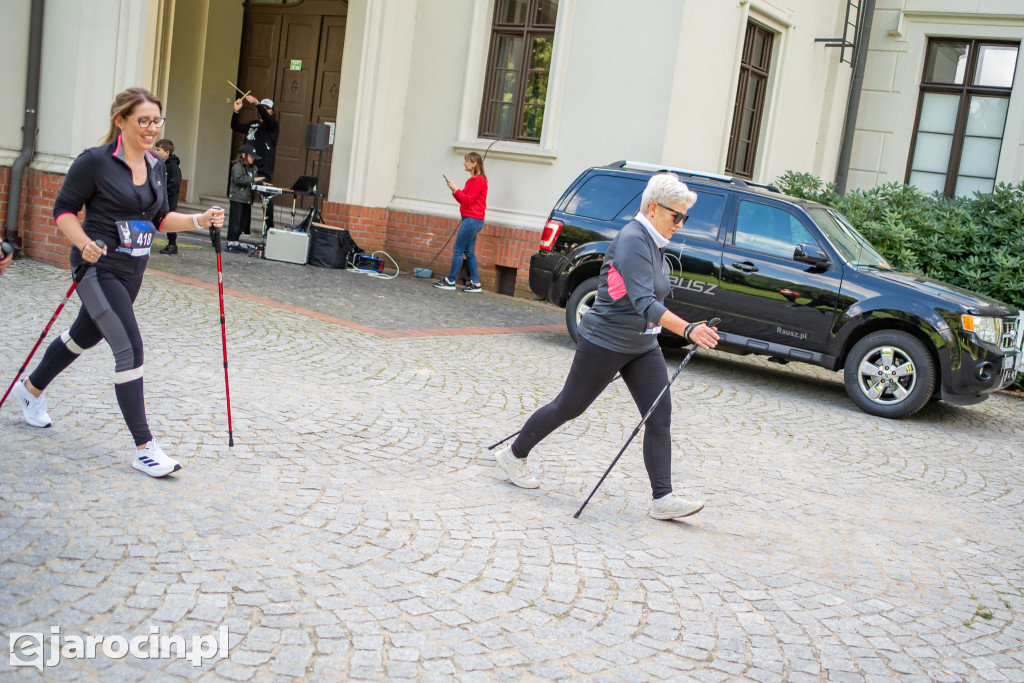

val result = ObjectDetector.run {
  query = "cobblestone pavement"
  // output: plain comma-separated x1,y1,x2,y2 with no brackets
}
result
1,251,1023,682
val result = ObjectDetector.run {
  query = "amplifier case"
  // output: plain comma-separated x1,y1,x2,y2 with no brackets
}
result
264,228,310,265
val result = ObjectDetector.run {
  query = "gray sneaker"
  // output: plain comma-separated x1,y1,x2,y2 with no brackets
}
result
494,445,539,489
14,379,51,428
650,494,704,520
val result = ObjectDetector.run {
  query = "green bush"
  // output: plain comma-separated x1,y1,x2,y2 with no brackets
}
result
775,171,1024,390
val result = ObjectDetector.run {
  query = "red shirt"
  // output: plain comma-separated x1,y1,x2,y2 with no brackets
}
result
453,174,487,219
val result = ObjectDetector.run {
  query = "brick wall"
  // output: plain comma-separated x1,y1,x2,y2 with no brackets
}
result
321,201,539,296
0,166,8,236
2,167,542,295
1,166,68,268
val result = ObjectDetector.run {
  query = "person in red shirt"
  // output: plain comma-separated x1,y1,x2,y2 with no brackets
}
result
435,152,488,293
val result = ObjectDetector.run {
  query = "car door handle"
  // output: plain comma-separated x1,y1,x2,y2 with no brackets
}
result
730,261,759,273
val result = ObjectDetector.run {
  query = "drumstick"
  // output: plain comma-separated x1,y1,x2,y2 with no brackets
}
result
227,81,252,100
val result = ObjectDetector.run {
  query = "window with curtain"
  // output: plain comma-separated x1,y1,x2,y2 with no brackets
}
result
725,22,775,179
479,0,558,142
907,39,1019,197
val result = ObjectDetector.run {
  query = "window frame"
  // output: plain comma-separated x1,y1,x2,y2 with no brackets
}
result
730,198,822,261
905,38,1019,197
725,21,775,179
478,0,557,143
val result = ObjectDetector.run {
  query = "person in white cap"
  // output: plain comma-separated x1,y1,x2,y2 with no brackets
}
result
231,94,279,227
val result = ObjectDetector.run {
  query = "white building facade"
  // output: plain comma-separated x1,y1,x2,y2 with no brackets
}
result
2,0,1021,292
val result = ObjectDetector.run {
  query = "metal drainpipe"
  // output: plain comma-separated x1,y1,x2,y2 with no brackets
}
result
4,0,45,251
834,0,876,196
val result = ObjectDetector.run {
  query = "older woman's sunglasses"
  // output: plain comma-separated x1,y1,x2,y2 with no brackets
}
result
657,203,690,225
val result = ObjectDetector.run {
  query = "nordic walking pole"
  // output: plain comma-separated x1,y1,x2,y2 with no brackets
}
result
1,241,105,409
209,221,235,447
574,318,720,519
487,372,623,451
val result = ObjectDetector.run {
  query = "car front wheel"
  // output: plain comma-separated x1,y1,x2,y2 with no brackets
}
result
844,330,935,418
565,276,599,344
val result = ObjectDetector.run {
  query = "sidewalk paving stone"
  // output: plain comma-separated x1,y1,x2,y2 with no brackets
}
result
0,253,1022,681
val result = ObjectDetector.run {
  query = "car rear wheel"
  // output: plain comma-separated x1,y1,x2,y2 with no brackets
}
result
565,276,599,344
844,330,935,418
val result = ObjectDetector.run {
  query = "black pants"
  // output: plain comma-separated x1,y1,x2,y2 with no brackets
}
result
512,336,674,498
227,200,251,242
29,267,152,446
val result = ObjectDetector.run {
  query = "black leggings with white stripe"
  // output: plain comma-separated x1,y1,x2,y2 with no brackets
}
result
29,267,151,446
511,336,674,499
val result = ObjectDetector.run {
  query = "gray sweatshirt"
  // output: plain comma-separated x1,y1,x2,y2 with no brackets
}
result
577,217,670,353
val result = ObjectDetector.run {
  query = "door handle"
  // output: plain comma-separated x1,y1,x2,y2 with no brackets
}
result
730,261,759,273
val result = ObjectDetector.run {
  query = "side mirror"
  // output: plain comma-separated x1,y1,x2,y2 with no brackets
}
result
794,242,829,267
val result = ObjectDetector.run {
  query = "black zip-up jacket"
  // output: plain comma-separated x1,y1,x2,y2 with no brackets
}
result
53,136,169,277
164,153,181,212
231,104,279,179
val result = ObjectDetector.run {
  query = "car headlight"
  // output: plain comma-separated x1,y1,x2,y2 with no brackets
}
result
961,315,1002,345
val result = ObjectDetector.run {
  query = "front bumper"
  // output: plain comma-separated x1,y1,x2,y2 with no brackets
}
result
941,313,1023,404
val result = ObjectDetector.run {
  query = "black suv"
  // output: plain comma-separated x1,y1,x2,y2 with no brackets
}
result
529,161,1024,418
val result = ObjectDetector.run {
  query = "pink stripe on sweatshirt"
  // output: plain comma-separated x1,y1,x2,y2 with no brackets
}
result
607,264,627,300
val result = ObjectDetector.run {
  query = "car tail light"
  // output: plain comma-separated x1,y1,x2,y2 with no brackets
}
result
539,219,562,251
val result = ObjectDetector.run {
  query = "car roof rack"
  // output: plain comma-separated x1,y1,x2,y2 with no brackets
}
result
608,160,780,193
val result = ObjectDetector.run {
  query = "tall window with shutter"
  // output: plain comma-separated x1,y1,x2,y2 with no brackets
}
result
906,39,1019,197
479,0,558,142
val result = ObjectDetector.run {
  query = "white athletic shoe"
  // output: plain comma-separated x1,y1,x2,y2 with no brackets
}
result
494,445,539,489
650,494,705,520
131,440,182,477
14,379,51,428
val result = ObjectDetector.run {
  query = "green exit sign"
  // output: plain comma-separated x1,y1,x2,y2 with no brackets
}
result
290,59,302,71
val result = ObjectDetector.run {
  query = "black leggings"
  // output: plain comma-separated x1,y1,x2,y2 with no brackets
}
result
29,267,152,446
512,336,674,498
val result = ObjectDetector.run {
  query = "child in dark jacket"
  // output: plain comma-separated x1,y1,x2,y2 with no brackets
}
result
227,144,263,250
155,139,182,254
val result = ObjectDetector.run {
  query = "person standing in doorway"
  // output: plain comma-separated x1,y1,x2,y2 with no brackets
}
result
435,152,488,293
231,95,279,228
154,139,181,254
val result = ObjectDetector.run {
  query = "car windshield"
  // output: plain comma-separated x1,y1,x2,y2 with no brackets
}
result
805,207,891,269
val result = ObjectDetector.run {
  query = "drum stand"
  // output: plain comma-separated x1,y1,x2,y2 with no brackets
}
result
252,194,272,258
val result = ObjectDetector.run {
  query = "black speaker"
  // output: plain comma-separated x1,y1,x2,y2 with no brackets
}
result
305,122,330,151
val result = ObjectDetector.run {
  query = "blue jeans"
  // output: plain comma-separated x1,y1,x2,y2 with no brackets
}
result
446,217,484,283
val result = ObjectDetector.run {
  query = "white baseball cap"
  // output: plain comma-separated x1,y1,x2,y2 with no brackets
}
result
260,99,274,109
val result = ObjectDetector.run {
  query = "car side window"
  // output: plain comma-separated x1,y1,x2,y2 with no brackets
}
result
669,191,727,244
733,200,817,259
564,175,648,221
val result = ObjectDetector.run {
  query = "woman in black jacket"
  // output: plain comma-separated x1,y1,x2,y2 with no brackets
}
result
12,87,225,477
494,173,719,520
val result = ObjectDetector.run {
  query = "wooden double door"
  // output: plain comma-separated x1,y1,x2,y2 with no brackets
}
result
235,1,347,202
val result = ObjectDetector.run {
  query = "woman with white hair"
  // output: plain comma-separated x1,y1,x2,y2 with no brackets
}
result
495,173,719,520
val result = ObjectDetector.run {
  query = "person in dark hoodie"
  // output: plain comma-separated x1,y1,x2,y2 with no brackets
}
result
154,139,182,254
231,94,279,228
